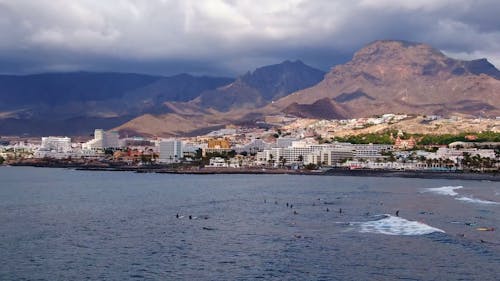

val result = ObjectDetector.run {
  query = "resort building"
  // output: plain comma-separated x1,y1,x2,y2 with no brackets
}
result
83,129,121,150
159,139,183,163
34,136,72,158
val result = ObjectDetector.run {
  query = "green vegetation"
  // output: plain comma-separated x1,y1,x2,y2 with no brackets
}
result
332,131,500,146
461,152,498,171
333,130,397,144
304,163,318,170
204,150,236,160
416,131,500,145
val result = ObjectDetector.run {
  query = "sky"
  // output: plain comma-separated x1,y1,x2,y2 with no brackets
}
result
0,0,499,76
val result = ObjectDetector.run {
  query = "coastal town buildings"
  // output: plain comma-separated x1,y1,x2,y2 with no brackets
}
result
2,115,499,172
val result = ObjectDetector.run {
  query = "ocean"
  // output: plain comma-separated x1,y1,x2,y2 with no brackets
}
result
1,167,499,280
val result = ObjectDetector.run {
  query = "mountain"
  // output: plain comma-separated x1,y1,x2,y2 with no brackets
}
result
116,42,500,137
0,72,233,136
192,60,326,112
114,60,326,136
267,40,500,118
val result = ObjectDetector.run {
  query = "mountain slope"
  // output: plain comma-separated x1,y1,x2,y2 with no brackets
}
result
114,61,326,136
192,60,325,112
0,72,233,136
268,40,500,118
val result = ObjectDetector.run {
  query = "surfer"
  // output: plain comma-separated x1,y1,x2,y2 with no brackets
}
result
326,208,329,212
176,213,179,219
286,202,289,207
339,208,342,214
189,215,192,220
396,210,400,217
293,211,298,215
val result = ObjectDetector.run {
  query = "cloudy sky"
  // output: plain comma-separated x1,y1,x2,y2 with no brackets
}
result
0,0,499,76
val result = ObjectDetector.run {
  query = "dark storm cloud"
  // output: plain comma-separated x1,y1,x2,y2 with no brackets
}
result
0,0,498,76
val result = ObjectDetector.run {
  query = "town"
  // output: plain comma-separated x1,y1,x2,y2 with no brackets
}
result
1,114,499,175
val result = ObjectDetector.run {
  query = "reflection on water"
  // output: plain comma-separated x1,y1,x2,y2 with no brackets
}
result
0,167,499,280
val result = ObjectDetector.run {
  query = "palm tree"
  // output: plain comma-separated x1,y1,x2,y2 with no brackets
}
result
279,156,287,167
268,154,275,167
297,155,304,163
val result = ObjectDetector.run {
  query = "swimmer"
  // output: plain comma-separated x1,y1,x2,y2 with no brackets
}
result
293,211,298,215
326,208,329,212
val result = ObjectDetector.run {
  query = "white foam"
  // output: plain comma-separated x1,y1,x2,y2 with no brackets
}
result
425,186,463,196
357,215,445,236
456,197,499,205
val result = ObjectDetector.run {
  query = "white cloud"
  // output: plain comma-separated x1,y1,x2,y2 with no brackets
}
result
0,0,498,74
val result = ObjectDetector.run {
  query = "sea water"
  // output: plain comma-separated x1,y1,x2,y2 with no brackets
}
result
0,167,499,280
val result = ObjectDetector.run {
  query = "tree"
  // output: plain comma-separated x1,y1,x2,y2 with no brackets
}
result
304,163,318,170
268,154,275,167
140,154,152,165
279,156,287,167
297,155,304,163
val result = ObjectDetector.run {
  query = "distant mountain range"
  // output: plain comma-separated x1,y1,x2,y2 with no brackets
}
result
1,40,499,137
0,72,232,136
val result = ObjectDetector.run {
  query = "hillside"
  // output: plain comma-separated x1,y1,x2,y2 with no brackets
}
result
267,40,500,118
0,72,232,136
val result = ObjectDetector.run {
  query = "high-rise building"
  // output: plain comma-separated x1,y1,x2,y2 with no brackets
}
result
40,137,72,153
35,136,72,158
83,129,121,150
159,139,183,163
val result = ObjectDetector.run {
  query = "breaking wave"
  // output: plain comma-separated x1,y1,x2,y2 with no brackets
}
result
425,186,499,205
355,215,445,236
424,186,463,196
455,197,499,205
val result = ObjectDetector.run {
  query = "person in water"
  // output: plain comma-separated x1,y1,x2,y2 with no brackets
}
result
176,213,179,219
189,215,192,220
339,208,342,214
396,210,400,217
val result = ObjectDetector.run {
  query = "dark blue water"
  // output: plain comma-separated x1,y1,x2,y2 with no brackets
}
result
1,167,499,280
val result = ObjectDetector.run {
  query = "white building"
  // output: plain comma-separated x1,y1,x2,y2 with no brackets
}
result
40,137,72,152
260,142,392,167
83,129,121,150
207,157,228,167
275,137,299,148
429,147,496,163
159,139,183,163
34,136,72,158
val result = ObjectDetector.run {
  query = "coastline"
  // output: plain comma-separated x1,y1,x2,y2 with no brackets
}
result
5,162,500,181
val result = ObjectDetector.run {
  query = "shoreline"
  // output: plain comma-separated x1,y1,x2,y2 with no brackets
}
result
5,162,500,181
